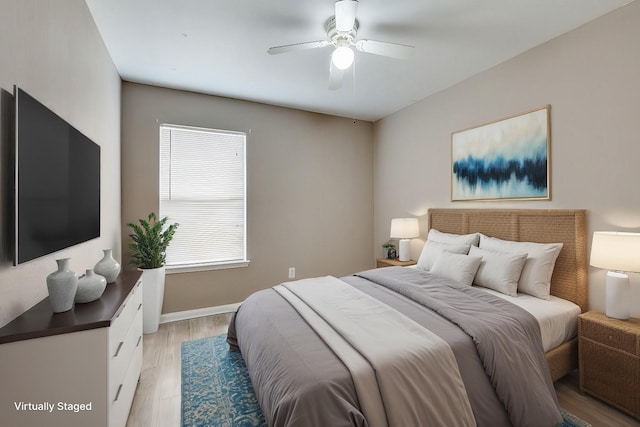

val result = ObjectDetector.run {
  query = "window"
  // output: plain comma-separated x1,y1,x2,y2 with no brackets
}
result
159,124,248,272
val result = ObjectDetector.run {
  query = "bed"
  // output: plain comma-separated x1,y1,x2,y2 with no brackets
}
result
228,208,587,427
427,209,588,381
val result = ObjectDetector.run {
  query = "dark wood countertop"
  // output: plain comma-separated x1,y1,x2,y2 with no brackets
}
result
0,270,142,344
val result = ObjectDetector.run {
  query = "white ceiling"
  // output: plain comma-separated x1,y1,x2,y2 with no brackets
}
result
86,0,632,122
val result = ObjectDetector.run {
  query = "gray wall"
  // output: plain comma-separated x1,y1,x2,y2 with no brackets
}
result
373,1,640,316
0,0,122,327
121,83,374,313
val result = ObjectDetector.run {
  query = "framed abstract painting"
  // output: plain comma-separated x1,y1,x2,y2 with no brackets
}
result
451,106,550,201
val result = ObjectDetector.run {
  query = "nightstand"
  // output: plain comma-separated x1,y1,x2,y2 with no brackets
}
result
376,258,417,268
578,311,640,419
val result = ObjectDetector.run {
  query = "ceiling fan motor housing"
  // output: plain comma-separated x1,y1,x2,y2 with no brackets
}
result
326,16,359,45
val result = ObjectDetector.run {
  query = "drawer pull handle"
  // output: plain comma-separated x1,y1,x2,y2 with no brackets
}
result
136,335,142,347
114,304,125,319
114,384,123,402
114,341,124,358
138,303,142,311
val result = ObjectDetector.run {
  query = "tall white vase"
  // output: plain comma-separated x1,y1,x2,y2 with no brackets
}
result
141,266,166,334
46,258,78,313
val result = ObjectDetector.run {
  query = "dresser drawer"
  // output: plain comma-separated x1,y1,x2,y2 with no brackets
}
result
109,306,143,397
108,279,143,427
580,317,639,355
109,338,143,427
580,339,640,418
109,281,142,353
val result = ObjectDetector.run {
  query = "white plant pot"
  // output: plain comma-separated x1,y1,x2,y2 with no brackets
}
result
141,266,166,334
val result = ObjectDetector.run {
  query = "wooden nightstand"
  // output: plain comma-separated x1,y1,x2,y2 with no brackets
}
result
578,311,640,419
376,258,417,268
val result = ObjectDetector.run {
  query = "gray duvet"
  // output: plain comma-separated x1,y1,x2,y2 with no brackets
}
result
228,267,563,427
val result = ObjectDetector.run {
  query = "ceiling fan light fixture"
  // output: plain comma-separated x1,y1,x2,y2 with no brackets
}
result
332,45,354,70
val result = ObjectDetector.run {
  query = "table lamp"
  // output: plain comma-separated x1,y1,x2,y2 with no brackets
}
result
590,231,640,320
390,218,420,262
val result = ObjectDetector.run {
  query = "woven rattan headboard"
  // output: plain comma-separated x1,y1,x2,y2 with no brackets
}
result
428,209,588,312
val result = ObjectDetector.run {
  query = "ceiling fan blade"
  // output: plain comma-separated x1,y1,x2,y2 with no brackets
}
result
328,60,344,90
355,39,415,59
267,40,330,55
335,0,358,32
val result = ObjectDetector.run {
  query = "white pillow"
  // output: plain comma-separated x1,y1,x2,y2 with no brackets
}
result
417,240,470,271
469,246,527,297
430,251,482,286
428,229,480,246
479,234,563,300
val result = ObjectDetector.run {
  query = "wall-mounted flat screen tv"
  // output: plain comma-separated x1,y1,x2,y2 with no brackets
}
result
14,87,100,265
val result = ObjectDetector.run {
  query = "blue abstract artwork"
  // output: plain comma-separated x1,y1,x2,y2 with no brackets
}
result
451,106,550,201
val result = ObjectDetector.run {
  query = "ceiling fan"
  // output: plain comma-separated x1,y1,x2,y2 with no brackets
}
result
267,0,415,90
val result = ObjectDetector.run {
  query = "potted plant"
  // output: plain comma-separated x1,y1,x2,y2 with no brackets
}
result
382,242,397,259
128,212,178,334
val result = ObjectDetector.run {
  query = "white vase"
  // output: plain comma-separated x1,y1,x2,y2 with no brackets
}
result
141,266,166,334
75,269,107,303
94,249,121,283
46,258,78,313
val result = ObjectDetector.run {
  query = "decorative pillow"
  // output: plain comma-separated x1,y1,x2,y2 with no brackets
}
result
469,246,527,297
479,234,563,300
417,240,471,271
428,229,480,246
430,251,482,286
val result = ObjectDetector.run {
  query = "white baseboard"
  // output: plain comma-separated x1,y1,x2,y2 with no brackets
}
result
160,302,241,324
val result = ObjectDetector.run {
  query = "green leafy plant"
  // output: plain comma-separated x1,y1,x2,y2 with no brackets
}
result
127,213,179,269
382,241,397,259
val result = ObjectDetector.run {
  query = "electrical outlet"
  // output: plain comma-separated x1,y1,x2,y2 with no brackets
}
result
288,267,296,279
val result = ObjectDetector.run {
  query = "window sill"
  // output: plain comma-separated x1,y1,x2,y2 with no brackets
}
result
165,260,250,274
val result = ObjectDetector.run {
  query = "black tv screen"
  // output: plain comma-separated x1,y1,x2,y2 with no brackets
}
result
14,88,100,265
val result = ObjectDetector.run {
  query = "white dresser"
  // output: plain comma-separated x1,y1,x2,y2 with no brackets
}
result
0,271,143,427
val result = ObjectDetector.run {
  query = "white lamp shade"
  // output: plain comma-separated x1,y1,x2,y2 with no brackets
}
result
590,231,640,272
390,218,420,239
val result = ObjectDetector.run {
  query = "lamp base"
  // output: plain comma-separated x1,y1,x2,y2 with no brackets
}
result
398,239,411,262
605,271,630,320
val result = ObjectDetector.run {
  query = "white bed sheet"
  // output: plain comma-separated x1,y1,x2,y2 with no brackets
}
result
473,286,581,352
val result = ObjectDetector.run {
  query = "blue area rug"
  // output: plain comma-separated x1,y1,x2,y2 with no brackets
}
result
181,334,590,427
182,334,266,427
560,410,592,427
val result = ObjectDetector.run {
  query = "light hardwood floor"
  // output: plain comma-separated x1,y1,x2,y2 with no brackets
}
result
127,314,640,427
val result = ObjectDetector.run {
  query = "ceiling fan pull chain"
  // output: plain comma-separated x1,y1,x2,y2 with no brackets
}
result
352,58,356,123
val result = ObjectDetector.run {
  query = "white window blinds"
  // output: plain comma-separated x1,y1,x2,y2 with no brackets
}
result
160,125,246,268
